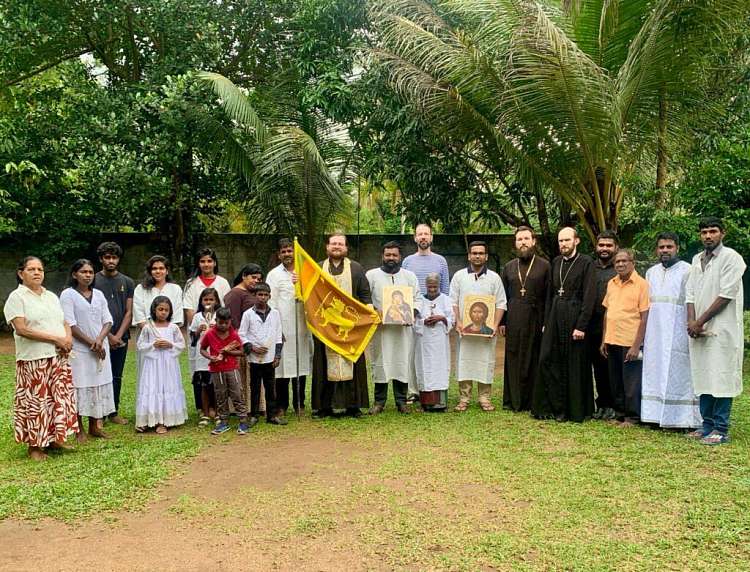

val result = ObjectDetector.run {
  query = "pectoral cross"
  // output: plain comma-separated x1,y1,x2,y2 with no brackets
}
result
520,287,527,297
558,287,565,296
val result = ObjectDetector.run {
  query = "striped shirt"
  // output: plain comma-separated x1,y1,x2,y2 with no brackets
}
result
402,252,450,295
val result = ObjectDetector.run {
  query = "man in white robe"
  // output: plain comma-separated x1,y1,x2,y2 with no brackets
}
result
641,232,701,429
267,238,313,414
450,241,507,412
685,217,746,445
366,241,419,414
415,273,454,412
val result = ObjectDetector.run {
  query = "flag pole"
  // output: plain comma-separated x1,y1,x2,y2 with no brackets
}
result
293,238,301,419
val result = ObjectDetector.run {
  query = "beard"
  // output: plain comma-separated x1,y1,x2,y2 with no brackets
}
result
417,239,432,250
517,246,534,260
382,260,400,272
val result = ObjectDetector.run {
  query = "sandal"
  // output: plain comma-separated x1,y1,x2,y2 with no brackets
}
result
198,416,210,427
479,402,495,412
155,425,168,435
700,431,729,446
135,426,146,433
454,402,469,412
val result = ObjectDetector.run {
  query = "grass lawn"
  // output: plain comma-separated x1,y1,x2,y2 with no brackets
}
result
1,348,749,570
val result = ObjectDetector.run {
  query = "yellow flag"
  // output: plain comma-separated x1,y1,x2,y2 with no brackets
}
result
294,239,380,363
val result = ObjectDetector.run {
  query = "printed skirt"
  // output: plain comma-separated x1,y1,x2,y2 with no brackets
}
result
15,355,78,447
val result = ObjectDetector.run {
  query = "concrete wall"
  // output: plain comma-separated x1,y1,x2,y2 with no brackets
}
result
0,233,515,327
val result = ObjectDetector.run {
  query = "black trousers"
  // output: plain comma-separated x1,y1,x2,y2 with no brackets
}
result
607,345,642,421
109,343,128,413
277,376,306,412
374,380,408,406
587,327,613,410
191,371,217,412
250,362,278,420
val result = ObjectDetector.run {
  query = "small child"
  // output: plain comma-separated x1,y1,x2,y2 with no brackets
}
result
238,282,286,425
135,296,188,434
200,307,253,435
189,288,219,426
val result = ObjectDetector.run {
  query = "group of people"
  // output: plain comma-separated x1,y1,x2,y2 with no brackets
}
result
3,218,745,460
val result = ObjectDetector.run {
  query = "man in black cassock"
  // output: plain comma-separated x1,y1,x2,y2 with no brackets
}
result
588,230,618,420
311,233,371,419
532,227,596,422
500,226,550,412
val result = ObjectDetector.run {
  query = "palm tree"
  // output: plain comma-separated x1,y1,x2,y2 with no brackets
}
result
372,0,748,241
197,71,351,248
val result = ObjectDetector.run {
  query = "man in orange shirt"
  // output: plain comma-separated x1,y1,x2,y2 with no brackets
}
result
601,249,650,426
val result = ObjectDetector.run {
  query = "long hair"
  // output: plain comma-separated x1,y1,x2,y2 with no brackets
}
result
66,259,95,289
149,295,173,322
185,248,220,290
142,255,173,289
197,287,222,315
232,263,262,287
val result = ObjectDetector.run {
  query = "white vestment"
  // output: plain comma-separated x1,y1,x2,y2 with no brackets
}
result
414,293,454,392
267,264,312,378
365,267,419,389
685,245,746,397
641,261,701,428
450,268,507,384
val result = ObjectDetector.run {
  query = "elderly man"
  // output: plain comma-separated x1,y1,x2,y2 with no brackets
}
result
601,249,650,427
311,233,372,419
641,232,700,429
685,217,746,445
450,241,507,412
532,227,596,422
500,226,550,412
366,241,419,414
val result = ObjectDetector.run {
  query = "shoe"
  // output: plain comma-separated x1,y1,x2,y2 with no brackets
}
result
592,407,604,420
700,430,729,445
211,422,231,435
368,404,385,415
554,414,568,422
397,403,410,414
267,416,288,426
346,408,362,418
108,414,129,425
312,408,333,419
405,394,418,404
247,416,259,428
602,408,617,420
237,422,250,435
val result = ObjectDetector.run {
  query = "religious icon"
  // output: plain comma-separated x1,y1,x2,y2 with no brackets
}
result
382,285,414,325
462,294,495,336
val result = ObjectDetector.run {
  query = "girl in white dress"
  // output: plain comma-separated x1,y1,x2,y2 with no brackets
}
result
60,259,116,442
135,296,187,434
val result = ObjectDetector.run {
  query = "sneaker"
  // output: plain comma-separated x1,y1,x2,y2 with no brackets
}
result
211,422,231,435
237,422,250,435
700,431,729,446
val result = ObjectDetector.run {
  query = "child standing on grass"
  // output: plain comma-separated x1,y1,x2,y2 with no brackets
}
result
200,307,254,435
135,296,188,434
189,288,219,426
239,283,286,425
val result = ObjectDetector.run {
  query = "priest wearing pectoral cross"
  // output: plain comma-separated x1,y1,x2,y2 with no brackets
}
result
499,226,550,412
532,226,597,422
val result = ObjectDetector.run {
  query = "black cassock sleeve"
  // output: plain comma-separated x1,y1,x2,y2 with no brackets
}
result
575,256,597,332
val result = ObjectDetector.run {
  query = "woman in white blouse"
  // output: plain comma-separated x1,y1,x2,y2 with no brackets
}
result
3,256,77,461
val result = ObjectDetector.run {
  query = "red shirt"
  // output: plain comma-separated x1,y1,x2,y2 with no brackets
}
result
200,326,242,372
199,275,216,287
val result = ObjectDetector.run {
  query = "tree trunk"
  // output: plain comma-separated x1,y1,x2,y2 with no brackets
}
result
656,85,668,206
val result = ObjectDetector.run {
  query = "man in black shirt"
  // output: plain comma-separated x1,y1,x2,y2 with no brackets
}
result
588,230,618,420
96,241,135,424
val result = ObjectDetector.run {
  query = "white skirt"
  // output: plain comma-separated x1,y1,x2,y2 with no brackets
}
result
135,352,188,428
76,384,116,418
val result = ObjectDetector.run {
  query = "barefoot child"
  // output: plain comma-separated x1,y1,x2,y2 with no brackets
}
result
238,283,286,425
189,288,219,426
200,307,254,435
135,296,188,434
60,259,116,442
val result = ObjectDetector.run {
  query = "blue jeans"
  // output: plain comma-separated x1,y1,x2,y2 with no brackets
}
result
699,394,732,436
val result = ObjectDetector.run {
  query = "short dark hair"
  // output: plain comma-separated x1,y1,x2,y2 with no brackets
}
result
66,258,95,288
96,241,123,258
149,295,173,322
326,233,347,245
382,240,401,253
278,238,293,250
514,226,536,238
596,230,619,245
698,216,724,231
656,232,680,247
468,240,488,254
16,256,42,285
216,307,232,322
250,282,271,294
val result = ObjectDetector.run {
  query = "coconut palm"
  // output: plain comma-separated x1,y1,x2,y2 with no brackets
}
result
372,0,748,240
197,71,351,247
